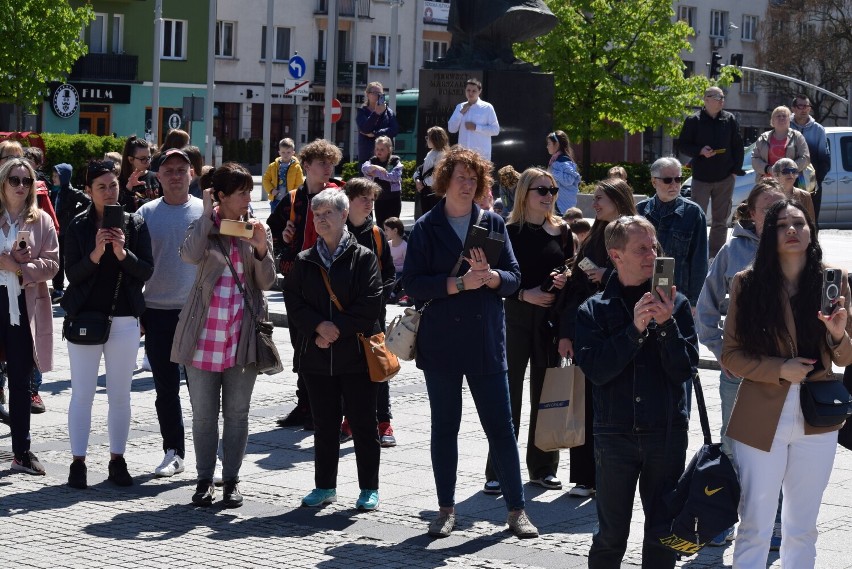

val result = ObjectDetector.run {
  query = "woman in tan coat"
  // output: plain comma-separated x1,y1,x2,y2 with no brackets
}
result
751,105,810,183
722,199,852,568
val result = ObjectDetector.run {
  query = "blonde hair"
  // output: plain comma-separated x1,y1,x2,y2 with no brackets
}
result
771,105,791,124
507,167,561,227
0,140,24,161
0,158,41,223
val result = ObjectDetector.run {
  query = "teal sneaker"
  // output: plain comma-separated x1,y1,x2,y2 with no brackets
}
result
301,488,337,507
355,489,379,511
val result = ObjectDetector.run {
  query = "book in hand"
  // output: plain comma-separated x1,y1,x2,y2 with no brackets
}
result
463,224,504,266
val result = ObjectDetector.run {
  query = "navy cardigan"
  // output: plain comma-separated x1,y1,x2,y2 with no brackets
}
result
402,200,521,374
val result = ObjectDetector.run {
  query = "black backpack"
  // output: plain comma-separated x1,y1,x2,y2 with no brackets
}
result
654,374,741,556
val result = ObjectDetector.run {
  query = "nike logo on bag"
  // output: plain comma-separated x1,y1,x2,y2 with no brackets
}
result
704,486,723,496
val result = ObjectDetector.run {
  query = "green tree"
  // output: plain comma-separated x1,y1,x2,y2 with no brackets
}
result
0,0,94,129
516,0,734,172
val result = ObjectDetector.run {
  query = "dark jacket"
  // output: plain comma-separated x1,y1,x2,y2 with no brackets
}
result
679,108,745,183
356,105,400,163
284,232,383,376
266,181,342,256
60,206,154,317
574,273,698,435
402,202,521,374
636,196,708,305
52,163,91,236
347,217,396,301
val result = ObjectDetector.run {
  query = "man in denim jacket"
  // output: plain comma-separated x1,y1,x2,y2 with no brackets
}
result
575,216,698,569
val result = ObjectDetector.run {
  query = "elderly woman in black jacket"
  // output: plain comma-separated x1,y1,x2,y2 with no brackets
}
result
284,189,384,512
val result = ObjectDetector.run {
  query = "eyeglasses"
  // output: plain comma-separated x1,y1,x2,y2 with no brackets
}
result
794,104,811,109
781,167,798,175
531,186,559,196
132,155,151,163
7,175,34,188
653,176,684,184
705,94,725,101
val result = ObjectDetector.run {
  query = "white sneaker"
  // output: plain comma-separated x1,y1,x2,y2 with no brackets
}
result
154,449,185,477
213,457,224,486
140,354,152,372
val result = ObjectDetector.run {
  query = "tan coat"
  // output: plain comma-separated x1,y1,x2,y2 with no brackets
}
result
751,129,810,182
722,270,852,451
0,210,59,372
170,213,277,367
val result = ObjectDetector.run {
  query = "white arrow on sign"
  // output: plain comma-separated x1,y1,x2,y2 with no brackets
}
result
285,80,310,96
289,59,304,78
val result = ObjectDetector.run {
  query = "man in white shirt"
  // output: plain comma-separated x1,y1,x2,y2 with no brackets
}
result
447,78,500,161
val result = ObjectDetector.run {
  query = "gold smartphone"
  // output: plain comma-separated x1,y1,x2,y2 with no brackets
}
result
220,219,254,239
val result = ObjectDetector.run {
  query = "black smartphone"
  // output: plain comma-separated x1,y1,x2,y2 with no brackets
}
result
541,265,568,292
102,204,125,230
652,257,675,302
822,268,843,315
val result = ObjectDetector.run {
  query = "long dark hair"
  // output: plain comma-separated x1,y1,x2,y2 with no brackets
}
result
548,130,574,161
119,135,151,186
734,199,824,357
574,178,636,269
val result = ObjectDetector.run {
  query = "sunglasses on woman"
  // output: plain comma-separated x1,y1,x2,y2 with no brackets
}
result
781,167,798,175
531,186,559,196
7,175,34,188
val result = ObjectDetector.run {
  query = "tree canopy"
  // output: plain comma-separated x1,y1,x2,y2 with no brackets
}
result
516,0,733,170
0,0,94,129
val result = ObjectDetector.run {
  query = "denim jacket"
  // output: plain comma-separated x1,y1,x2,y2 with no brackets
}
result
636,195,708,305
575,273,698,435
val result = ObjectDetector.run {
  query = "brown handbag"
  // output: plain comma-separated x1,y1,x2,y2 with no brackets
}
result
319,268,400,382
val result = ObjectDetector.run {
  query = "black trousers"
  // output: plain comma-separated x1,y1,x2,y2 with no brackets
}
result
53,234,65,291
304,371,380,489
374,193,402,228
569,376,596,486
142,308,186,457
0,289,34,456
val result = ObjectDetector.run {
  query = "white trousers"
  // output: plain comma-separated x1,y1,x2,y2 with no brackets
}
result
67,316,140,457
732,383,837,569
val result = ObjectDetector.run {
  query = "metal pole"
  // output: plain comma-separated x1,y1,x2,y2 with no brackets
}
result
152,0,163,144
389,0,401,112
260,0,274,201
204,0,216,165
740,66,847,104
349,0,359,162
323,0,338,141
848,79,852,127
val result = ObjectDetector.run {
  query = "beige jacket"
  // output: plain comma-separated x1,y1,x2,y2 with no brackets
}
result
170,213,276,367
751,129,810,182
722,270,852,451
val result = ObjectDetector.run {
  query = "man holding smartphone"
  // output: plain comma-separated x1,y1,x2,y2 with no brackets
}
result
136,148,204,477
448,78,500,161
574,216,698,569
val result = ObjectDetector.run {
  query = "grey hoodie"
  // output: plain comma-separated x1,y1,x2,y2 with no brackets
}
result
695,220,760,361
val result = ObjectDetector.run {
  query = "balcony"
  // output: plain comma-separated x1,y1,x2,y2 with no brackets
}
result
314,60,368,87
316,0,371,18
69,53,138,82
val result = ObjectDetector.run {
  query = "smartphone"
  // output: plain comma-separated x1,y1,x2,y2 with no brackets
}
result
220,219,254,239
17,230,30,249
540,265,568,292
577,257,598,272
822,268,843,315
102,204,125,230
377,94,386,106
652,257,676,302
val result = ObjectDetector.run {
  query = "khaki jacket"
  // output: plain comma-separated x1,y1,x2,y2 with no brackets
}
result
751,129,810,182
722,270,852,451
170,213,276,367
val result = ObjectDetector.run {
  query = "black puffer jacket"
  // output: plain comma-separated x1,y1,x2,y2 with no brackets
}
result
284,232,382,376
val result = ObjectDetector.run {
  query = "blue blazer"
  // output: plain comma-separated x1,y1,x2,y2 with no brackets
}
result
402,200,521,374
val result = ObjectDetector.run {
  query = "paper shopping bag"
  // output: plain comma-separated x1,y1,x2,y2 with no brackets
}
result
534,364,586,451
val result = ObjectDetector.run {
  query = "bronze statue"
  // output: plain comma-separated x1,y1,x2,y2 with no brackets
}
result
436,0,558,69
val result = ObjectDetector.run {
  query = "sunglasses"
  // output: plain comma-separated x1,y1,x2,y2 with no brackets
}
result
705,94,725,101
531,186,559,196
653,176,684,184
781,167,798,175
7,175,34,188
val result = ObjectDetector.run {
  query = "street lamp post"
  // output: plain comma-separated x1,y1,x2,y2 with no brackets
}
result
323,0,338,141
260,0,274,200
152,0,163,144
389,0,402,112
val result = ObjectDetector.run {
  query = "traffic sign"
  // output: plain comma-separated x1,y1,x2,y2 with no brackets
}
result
324,99,343,123
288,55,306,79
284,79,310,97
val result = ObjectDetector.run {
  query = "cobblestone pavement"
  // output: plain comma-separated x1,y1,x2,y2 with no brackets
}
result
4,192,852,568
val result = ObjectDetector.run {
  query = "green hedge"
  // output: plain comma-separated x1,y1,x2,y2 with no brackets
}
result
41,133,126,185
341,160,418,200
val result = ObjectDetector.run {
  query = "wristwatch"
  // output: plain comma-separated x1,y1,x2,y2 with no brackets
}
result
455,276,465,292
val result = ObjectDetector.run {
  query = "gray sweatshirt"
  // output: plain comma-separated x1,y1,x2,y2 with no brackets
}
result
695,221,760,361
136,196,205,310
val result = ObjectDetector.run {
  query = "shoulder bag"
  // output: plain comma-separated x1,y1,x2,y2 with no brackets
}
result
801,379,852,427
319,268,400,382
215,237,283,375
63,272,123,345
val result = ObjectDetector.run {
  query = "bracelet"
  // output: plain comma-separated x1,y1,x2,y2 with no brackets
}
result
518,289,525,303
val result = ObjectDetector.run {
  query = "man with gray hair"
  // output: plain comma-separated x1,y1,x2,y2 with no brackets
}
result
636,157,708,306
679,86,745,257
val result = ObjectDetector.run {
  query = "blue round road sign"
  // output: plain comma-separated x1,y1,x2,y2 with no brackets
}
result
288,55,307,80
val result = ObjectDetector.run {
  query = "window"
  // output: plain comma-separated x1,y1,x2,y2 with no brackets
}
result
710,10,729,38
740,70,756,93
317,29,348,62
261,26,291,61
216,21,234,57
87,13,107,54
677,6,696,28
682,60,695,77
423,40,448,63
112,15,124,53
742,15,758,41
162,19,187,60
371,34,390,68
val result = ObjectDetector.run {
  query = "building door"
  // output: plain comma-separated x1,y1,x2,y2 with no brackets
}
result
79,105,111,135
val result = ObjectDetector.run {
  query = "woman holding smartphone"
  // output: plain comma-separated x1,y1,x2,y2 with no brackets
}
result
356,82,399,164
63,160,154,489
722,199,852,568
118,136,161,213
171,163,276,508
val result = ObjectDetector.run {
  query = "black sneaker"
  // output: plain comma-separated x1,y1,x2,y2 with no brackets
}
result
192,479,216,506
222,479,243,508
108,456,133,487
11,451,46,475
277,405,308,428
68,460,87,489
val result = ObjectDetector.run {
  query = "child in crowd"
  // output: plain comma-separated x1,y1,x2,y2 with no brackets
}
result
263,138,305,213
104,152,123,174
383,217,408,305
497,164,520,218
569,219,591,245
607,165,628,180
562,206,584,223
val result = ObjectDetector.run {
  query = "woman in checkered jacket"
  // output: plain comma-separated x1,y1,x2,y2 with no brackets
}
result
171,163,276,508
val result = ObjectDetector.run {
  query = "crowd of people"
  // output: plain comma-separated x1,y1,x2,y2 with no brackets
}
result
0,81,849,568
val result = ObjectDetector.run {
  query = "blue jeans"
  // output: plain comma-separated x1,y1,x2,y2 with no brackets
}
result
590,431,688,569
424,369,525,511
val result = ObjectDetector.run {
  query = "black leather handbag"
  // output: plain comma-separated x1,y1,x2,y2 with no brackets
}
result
63,273,122,345
800,379,852,427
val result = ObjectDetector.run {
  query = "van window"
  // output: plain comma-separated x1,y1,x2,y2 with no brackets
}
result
841,136,852,172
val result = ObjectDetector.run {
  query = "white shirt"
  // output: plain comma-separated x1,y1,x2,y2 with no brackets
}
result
447,98,500,161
